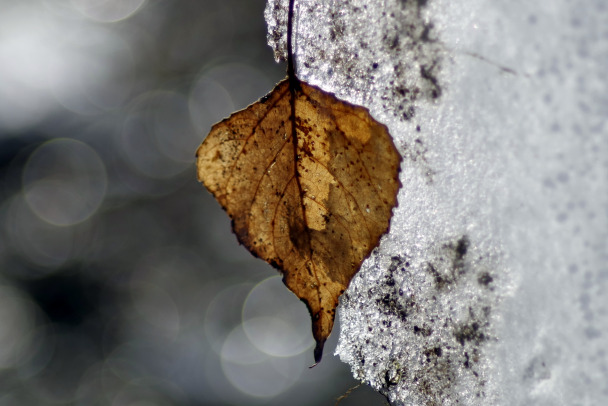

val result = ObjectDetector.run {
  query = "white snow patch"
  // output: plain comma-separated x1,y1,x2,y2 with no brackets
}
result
267,0,608,404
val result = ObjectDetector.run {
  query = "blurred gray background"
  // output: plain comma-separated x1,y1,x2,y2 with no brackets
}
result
0,0,385,404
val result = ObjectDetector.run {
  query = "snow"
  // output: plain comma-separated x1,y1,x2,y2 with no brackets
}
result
266,0,608,404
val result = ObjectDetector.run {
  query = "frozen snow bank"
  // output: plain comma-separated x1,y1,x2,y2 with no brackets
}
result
267,0,608,404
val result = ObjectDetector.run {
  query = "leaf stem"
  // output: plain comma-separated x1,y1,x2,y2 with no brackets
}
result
287,0,296,82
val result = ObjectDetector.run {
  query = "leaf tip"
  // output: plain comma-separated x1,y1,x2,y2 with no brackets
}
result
311,339,326,366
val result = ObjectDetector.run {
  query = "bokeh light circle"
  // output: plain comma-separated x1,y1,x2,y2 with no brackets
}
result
0,285,39,370
121,90,194,180
6,195,78,270
71,0,147,23
188,77,234,133
242,276,314,357
200,63,275,111
220,324,303,398
150,91,200,164
204,283,253,354
129,282,180,341
22,138,107,226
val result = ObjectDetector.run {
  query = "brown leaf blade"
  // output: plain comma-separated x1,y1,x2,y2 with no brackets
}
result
196,78,401,363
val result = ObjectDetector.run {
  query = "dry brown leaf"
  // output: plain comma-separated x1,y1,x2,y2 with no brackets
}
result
196,78,401,363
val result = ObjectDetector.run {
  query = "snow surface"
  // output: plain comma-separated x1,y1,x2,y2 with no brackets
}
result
266,0,608,404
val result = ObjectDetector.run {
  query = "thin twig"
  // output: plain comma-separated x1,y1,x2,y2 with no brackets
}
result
335,383,363,406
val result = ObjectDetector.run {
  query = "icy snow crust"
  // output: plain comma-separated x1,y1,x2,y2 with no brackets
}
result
266,0,608,405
